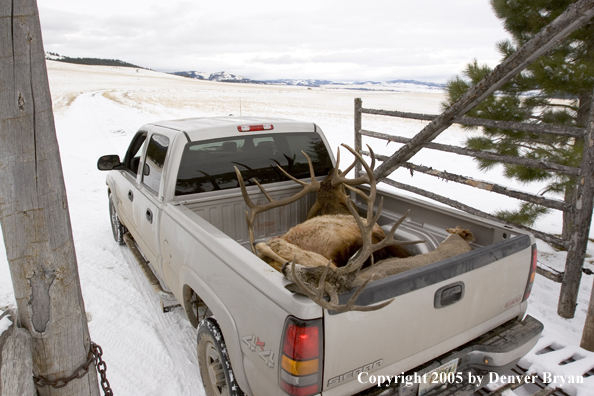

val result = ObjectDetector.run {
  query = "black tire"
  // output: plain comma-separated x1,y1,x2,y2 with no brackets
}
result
109,194,127,245
197,318,244,396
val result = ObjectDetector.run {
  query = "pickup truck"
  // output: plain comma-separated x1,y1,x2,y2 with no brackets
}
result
97,116,543,396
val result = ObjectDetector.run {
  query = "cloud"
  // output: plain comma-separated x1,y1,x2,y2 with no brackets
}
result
37,0,509,82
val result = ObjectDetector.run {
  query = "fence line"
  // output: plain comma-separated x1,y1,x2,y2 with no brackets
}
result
354,93,594,319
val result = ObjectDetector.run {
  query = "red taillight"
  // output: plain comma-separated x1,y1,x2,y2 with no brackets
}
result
280,317,323,396
283,323,319,360
522,244,538,302
237,124,274,132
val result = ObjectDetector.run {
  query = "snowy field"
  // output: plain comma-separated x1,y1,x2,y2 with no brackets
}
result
1,61,594,395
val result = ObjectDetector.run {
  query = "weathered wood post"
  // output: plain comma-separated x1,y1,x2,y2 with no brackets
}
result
559,87,594,320
354,98,363,177
577,90,594,347
0,1,100,395
0,310,36,395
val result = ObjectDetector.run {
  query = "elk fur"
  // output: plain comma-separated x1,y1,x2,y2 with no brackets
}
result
256,239,335,272
357,226,474,282
257,213,410,270
282,226,474,295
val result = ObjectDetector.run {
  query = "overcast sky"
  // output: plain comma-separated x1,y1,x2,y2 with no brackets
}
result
37,0,511,83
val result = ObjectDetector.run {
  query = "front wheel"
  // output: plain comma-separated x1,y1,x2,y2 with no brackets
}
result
197,318,244,396
109,194,127,245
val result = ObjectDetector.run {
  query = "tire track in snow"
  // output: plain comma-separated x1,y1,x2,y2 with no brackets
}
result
119,248,205,396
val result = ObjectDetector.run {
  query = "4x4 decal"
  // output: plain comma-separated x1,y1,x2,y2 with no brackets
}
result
242,334,275,369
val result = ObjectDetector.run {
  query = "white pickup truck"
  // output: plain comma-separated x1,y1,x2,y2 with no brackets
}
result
97,116,543,396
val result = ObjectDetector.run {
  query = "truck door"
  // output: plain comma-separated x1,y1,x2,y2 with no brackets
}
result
132,131,172,277
115,131,148,235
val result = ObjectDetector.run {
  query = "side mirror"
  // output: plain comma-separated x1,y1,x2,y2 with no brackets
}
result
97,155,123,171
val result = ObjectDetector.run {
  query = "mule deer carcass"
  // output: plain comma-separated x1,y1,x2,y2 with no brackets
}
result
235,144,415,271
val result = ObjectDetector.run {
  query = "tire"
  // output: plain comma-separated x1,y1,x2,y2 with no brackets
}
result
109,194,127,245
197,318,244,396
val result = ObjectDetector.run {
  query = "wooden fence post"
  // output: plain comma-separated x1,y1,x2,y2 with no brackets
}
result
354,98,362,177
558,86,594,320
0,1,100,395
0,310,36,395
574,90,594,339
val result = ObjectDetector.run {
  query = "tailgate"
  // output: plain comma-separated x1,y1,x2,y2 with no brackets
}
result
322,235,533,396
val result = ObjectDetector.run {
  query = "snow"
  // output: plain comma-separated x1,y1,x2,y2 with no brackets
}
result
0,310,12,338
0,60,593,395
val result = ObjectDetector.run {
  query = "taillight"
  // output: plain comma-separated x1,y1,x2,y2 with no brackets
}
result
237,124,274,132
280,317,323,396
522,244,538,302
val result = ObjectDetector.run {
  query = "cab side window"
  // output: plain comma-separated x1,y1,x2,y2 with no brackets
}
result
142,134,170,194
124,132,147,176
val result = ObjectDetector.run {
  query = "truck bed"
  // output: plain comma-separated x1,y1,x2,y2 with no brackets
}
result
174,180,535,395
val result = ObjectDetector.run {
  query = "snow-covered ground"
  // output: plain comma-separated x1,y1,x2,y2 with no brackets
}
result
1,61,593,395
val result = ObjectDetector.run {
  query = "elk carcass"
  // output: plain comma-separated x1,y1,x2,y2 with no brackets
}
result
280,161,474,312
282,225,474,309
234,144,416,271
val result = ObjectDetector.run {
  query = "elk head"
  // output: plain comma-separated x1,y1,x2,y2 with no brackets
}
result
305,147,375,220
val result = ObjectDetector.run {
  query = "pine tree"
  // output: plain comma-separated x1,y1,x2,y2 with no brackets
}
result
443,0,594,238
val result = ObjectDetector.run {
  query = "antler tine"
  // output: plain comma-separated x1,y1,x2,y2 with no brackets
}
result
341,145,376,177
290,259,393,312
332,144,379,275
369,209,426,251
338,198,379,274
235,153,321,254
290,259,333,305
275,151,316,186
341,277,395,312
331,144,376,187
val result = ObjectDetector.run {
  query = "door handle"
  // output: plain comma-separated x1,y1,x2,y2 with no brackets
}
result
146,209,153,224
128,190,134,202
434,281,465,308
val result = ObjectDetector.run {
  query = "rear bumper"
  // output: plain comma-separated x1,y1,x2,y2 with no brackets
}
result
352,315,543,396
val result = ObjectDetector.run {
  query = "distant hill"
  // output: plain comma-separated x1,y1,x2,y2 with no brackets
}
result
174,69,443,90
260,79,334,87
45,52,145,69
44,54,443,90
172,70,265,84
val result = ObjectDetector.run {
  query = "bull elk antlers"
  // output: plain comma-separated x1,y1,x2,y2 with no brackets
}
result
235,143,471,313
281,146,425,312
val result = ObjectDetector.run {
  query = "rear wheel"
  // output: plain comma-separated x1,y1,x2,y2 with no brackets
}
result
197,318,244,396
109,194,127,245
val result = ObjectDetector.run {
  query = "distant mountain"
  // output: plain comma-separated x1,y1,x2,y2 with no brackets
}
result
173,71,211,80
173,70,261,83
45,53,443,89
45,52,145,69
352,79,444,89
260,79,334,87
173,71,443,90
386,79,444,88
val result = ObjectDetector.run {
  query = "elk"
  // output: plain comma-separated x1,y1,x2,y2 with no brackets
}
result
234,144,416,272
280,154,475,313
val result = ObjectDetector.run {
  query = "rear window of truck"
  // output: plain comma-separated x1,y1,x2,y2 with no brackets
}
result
175,132,333,195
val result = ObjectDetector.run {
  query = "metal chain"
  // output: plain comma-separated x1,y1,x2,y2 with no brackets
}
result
92,342,114,396
33,341,113,395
